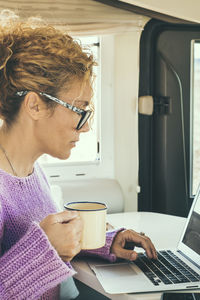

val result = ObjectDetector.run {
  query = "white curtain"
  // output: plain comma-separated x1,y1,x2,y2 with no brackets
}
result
0,0,148,35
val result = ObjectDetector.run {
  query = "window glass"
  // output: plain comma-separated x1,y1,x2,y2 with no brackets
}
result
191,40,200,195
38,36,99,165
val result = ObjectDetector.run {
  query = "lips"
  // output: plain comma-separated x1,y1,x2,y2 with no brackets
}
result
70,140,79,147
70,140,79,143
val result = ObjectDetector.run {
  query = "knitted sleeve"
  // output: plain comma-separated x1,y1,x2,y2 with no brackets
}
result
0,202,4,255
0,221,75,300
79,228,124,263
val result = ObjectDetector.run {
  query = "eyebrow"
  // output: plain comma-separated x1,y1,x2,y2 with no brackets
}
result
73,100,90,107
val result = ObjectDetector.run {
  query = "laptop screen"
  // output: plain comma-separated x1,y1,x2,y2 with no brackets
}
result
182,192,200,255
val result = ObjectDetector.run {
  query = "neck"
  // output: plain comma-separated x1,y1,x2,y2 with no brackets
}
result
0,123,42,177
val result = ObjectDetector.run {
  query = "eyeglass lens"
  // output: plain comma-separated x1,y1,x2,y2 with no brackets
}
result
77,111,91,130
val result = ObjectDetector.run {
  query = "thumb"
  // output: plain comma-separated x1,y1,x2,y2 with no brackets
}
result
53,210,79,224
117,248,138,261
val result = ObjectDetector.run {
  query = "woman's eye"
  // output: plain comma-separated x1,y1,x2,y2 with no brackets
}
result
74,101,89,110
79,105,88,110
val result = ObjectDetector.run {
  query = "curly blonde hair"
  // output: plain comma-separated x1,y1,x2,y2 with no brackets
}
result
0,10,96,126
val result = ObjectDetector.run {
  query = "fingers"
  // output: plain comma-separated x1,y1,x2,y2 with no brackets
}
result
114,247,138,261
64,240,82,261
53,210,79,224
39,211,83,261
60,239,82,262
141,238,157,259
65,215,83,234
111,229,157,261
129,230,157,259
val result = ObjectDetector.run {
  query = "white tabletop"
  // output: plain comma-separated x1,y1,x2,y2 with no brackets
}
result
72,212,187,300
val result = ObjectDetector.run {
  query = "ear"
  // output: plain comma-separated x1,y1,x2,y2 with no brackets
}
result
23,92,49,120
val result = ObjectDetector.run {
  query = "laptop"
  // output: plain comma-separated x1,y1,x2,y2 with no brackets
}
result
89,185,200,294
161,293,200,300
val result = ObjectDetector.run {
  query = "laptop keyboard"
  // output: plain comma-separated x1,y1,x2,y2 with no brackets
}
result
134,250,200,286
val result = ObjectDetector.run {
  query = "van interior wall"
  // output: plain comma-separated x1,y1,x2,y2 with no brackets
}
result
114,31,142,212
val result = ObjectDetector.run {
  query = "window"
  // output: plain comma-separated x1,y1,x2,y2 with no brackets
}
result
39,35,115,182
38,36,99,165
191,40,200,195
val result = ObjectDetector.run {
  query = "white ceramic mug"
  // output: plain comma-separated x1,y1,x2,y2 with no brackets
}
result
64,201,107,250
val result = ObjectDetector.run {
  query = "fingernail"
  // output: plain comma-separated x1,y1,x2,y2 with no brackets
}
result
131,252,137,260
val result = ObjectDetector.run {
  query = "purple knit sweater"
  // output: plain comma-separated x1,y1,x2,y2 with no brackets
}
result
0,163,119,300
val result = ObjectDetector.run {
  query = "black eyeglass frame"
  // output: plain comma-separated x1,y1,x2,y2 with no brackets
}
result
16,91,92,130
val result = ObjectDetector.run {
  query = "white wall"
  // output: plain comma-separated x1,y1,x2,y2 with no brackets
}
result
113,31,142,212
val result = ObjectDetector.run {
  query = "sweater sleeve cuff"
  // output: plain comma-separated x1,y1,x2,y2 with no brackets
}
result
80,228,125,263
0,222,75,300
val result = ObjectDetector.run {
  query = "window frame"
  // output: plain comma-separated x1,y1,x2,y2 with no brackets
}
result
41,35,115,182
190,40,200,196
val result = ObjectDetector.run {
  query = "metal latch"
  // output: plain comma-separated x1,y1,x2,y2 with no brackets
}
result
154,96,171,115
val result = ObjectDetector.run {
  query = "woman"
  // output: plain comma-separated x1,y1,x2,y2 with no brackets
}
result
0,10,157,300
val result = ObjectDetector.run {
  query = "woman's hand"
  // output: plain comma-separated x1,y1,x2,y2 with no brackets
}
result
111,229,157,261
40,211,83,262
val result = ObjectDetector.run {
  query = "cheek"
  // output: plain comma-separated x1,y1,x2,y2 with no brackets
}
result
53,119,71,141
50,110,77,141
37,109,79,159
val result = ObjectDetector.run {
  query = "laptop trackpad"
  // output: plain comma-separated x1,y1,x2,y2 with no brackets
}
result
92,262,147,294
94,263,137,279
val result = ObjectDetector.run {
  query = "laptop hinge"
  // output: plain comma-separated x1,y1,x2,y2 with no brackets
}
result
178,250,200,270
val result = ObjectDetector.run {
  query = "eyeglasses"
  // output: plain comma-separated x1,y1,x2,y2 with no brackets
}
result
16,91,92,130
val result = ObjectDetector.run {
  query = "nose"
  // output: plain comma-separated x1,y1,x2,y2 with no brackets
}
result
79,121,90,133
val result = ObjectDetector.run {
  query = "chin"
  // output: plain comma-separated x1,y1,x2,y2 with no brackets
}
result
59,151,71,160
51,149,71,160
